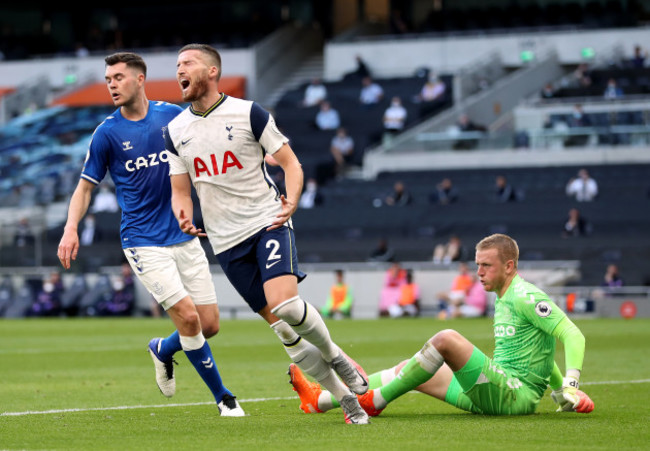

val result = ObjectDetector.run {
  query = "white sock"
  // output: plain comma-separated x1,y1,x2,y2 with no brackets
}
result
271,320,351,401
381,367,399,386
179,333,206,351
272,297,338,361
416,339,445,373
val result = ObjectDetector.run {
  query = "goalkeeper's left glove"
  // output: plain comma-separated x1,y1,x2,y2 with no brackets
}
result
551,377,594,413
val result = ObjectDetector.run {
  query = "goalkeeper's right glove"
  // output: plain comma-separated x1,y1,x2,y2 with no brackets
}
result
550,377,594,413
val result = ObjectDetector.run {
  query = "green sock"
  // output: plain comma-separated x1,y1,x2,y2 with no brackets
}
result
328,392,339,409
368,371,384,389
378,356,434,404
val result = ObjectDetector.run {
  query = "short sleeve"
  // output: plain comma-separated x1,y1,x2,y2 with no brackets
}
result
167,151,188,176
250,102,288,155
80,129,109,185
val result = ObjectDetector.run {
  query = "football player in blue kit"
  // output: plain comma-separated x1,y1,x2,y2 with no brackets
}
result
57,52,244,416
165,43,369,424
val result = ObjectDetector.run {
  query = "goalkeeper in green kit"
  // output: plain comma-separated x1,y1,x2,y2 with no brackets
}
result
289,233,594,416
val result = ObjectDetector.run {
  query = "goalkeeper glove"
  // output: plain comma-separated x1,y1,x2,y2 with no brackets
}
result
551,377,594,413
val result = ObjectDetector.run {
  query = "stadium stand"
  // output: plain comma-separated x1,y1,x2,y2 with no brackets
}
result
289,163,650,283
273,73,453,183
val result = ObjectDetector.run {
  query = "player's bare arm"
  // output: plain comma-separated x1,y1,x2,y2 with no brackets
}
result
57,179,95,270
268,144,303,230
170,173,206,237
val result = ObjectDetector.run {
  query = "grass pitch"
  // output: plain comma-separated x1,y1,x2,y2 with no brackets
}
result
1,317,649,450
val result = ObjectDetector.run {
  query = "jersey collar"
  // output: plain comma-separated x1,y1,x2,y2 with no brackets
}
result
190,93,228,117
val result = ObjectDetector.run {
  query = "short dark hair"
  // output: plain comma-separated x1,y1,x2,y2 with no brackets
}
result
104,52,147,77
178,43,222,81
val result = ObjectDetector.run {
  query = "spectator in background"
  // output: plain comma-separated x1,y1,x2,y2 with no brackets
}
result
79,213,102,245
429,177,459,205
565,104,592,146
415,75,447,104
568,104,591,127
378,261,407,317
394,269,421,317
359,76,384,106
602,264,623,289
436,262,474,319
453,113,487,150
433,235,464,265
14,217,35,247
456,113,487,133
562,207,592,238
320,269,354,319
315,101,340,130
368,237,395,263
569,103,591,127
298,178,323,209
92,184,119,213
443,273,488,319
571,63,592,88
27,272,64,317
344,54,371,81
630,45,647,68
566,168,598,202
384,181,412,206
302,78,327,107
540,82,556,99
330,127,355,177
603,78,624,100
96,262,135,316
495,175,523,202
383,96,408,137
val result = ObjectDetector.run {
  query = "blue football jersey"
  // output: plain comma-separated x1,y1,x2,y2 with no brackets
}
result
81,100,192,248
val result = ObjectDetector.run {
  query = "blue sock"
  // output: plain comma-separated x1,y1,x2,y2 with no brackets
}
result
158,330,181,360
184,342,231,403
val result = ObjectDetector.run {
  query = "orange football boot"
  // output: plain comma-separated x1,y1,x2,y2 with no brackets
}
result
288,363,324,414
357,389,385,417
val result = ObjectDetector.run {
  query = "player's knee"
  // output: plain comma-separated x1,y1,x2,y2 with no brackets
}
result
430,329,461,354
175,310,202,335
201,321,220,338
271,296,304,325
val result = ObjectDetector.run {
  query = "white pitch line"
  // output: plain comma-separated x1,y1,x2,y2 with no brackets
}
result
0,396,295,417
3,379,650,417
581,378,650,386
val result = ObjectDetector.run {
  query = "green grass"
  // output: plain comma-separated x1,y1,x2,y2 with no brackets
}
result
1,318,649,450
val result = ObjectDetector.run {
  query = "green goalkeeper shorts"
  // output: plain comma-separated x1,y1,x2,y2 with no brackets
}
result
444,347,542,415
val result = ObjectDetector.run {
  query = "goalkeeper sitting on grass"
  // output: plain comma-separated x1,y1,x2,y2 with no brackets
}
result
289,233,594,416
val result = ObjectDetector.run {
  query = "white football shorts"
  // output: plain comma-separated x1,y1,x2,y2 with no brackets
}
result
123,238,217,311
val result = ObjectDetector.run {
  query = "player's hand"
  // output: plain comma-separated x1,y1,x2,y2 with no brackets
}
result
551,377,594,413
178,209,206,237
57,228,80,270
268,195,296,230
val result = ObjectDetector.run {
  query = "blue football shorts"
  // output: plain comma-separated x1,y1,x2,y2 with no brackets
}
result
216,226,306,313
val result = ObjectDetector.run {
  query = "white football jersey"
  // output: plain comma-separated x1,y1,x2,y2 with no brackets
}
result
166,94,289,254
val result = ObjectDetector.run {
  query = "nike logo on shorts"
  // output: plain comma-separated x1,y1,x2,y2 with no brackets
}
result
266,260,281,269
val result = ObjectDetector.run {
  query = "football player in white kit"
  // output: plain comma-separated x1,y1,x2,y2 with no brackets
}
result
57,52,244,416
165,43,369,424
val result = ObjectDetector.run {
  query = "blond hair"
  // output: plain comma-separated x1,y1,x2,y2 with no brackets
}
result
476,233,519,268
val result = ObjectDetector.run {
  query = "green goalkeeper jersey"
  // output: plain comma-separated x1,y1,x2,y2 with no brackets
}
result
492,274,565,397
